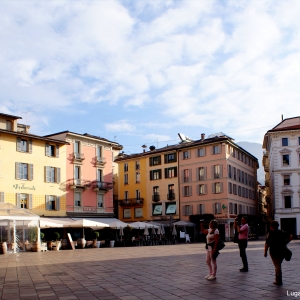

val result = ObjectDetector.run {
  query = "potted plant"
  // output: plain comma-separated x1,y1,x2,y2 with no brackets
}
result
93,231,101,248
53,232,61,250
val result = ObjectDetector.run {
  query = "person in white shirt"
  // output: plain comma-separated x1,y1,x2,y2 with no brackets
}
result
200,220,219,281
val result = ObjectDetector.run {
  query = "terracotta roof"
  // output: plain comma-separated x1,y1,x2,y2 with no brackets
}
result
268,124,300,132
0,112,22,119
0,129,69,144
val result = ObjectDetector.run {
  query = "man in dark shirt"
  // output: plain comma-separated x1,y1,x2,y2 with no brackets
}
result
264,220,292,285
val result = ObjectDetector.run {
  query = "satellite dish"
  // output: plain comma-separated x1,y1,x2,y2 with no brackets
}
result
178,133,187,141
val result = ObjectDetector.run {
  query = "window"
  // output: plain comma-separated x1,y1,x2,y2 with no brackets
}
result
284,196,292,208
135,161,140,170
164,153,176,163
16,138,32,153
245,188,248,198
124,191,129,200
229,203,233,214
45,143,59,157
212,145,221,154
182,186,192,197
213,165,221,179
233,167,236,180
197,204,205,214
237,169,241,182
45,166,60,183
97,169,103,181
213,203,221,214
96,145,102,157
238,186,241,196
282,138,288,146
75,192,81,207
150,169,161,180
6,120,12,130
245,173,248,185
166,203,176,214
46,195,60,210
212,182,222,193
150,156,161,166
183,150,190,159
165,167,177,178
242,187,245,197
241,171,244,183
228,182,232,194
124,174,128,184
284,175,290,186
197,148,205,157
124,163,128,172
183,205,193,216
228,165,232,178
97,194,103,208
124,208,131,218
74,141,80,154
234,203,237,214
20,193,28,209
198,167,206,180
136,172,140,183
283,154,290,166
153,204,162,215
233,184,237,195
153,186,159,201
168,184,175,200
198,184,207,195
239,204,242,214
136,189,140,200
299,137,300,145
183,169,190,182
15,163,33,180
75,166,80,179
135,208,143,218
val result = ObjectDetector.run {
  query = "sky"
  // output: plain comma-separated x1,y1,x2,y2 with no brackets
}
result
1,0,300,156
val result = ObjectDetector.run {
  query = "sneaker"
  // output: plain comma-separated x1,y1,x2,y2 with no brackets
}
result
207,275,216,281
204,274,211,279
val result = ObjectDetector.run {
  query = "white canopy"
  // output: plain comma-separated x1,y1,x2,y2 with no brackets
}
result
63,219,109,229
129,221,159,229
0,203,39,221
39,218,68,228
173,220,196,227
72,218,128,229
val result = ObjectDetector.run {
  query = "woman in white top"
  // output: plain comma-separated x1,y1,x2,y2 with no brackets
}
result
200,220,219,281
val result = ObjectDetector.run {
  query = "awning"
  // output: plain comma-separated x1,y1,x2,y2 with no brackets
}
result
0,203,39,221
72,218,129,229
63,219,109,229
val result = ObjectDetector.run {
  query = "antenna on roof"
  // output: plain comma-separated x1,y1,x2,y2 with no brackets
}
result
281,114,283,121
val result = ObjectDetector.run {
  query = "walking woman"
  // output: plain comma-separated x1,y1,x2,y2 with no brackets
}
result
264,220,293,285
200,220,219,281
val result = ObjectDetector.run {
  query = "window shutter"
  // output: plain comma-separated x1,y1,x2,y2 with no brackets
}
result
182,206,186,216
220,164,223,178
212,203,215,214
45,143,50,156
174,167,177,177
181,170,184,183
165,168,168,178
56,196,60,211
149,157,153,166
217,203,221,213
164,154,167,163
202,204,205,214
56,167,61,183
158,169,162,179
197,184,200,195
29,194,32,209
16,162,20,179
29,164,33,180
218,145,221,154
16,193,21,207
220,182,223,193
56,145,59,158
195,149,199,157
188,150,191,158
28,140,32,153
211,166,214,179
158,156,161,164
211,146,213,154
0,192,4,203
204,167,207,180
189,169,192,182
16,138,21,152
203,148,206,156
204,184,207,194
150,171,153,180
173,153,177,162
212,183,215,194
189,186,192,196
182,186,185,196
45,195,50,210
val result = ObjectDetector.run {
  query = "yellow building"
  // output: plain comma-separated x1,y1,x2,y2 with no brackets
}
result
0,113,68,216
116,153,148,222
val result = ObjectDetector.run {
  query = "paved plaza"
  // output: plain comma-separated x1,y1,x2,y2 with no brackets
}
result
0,240,299,300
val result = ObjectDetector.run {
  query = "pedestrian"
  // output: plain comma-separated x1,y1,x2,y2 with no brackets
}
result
264,220,293,285
234,216,249,272
200,220,219,281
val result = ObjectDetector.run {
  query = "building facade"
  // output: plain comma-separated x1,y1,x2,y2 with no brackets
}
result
0,113,67,216
262,117,300,237
45,131,122,218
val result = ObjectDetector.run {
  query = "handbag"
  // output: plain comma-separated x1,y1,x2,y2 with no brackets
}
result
284,247,292,261
217,240,226,250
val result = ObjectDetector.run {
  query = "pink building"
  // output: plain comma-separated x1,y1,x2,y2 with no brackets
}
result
179,133,258,240
45,131,122,217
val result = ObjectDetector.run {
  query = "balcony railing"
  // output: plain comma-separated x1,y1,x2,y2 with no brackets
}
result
72,152,85,161
167,193,175,200
118,198,144,206
152,194,160,202
68,178,90,189
94,156,107,165
67,205,105,214
91,181,113,191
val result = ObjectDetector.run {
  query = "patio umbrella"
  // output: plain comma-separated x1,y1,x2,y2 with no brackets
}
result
144,225,149,236
130,221,158,229
151,227,156,236
161,225,165,235
172,224,177,236
38,218,66,228
119,226,124,237
157,225,161,235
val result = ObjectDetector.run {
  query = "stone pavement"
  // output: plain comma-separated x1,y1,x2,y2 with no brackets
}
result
0,240,299,300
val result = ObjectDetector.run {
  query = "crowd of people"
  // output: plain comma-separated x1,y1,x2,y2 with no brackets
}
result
200,217,293,285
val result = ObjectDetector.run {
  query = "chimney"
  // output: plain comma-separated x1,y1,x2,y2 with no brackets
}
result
149,145,156,151
201,133,205,141
142,144,147,153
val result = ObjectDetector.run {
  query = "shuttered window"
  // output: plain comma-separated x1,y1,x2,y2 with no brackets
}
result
16,138,32,153
17,193,32,209
182,186,192,197
198,184,207,195
213,202,221,214
45,166,61,183
45,143,59,157
183,205,193,216
16,163,33,180
197,204,205,214
212,182,223,194
150,156,161,166
198,167,206,180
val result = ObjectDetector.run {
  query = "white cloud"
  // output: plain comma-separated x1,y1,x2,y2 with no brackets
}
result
105,120,136,132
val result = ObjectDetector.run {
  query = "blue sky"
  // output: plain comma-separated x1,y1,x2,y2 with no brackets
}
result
1,0,300,155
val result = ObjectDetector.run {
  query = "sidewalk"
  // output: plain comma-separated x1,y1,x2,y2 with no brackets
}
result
0,240,299,300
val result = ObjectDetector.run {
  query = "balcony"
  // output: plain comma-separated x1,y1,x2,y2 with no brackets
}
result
167,193,175,200
152,194,160,202
67,205,105,214
91,181,113,192
72,152,85,162
118,198,144,207
94,156,107,167
69,179,90,190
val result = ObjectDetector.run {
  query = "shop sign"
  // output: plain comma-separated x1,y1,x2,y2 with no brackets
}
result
83,207,96,212
13,183,36,191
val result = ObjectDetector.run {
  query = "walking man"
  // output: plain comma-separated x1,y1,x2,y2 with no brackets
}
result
234,216,249,272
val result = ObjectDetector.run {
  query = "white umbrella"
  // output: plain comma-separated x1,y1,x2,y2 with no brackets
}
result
108,220,129,229
36,218,66,229
144,225,149,235
157,225,162,235
172,224,177,236
119,226,124,237
151,227,156,236
130,221,158,229
173,220,196,227
63,219,109,229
